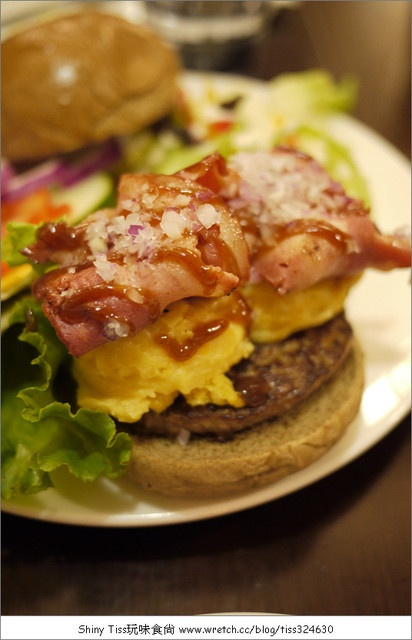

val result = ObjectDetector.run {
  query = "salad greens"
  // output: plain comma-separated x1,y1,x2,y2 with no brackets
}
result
1,69,369,499
1,297,131,500
2,222,41,270
123,69,368,202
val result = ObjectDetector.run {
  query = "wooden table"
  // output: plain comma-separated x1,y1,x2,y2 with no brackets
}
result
2,1,410,618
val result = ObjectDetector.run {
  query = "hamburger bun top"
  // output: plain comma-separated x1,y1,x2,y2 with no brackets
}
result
1,11,181,162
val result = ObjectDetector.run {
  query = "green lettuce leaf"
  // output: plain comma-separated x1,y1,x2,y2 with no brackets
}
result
266,69,358,118
1,221,39,268
141,70,365,200
1,296,132,500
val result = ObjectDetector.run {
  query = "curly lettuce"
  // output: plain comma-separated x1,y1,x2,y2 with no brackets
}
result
1,296,132,500
1,221,40,269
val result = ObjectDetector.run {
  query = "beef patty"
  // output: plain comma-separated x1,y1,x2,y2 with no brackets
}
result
133,313,353,437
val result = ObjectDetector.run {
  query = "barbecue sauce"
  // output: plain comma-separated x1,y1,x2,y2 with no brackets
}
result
152,247,220,295
272,219,350,248
22,221,86,263
58,284,159,327
156,319,228,361
154,293,251,361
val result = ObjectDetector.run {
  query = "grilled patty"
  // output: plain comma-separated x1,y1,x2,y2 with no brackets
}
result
134,313,353,437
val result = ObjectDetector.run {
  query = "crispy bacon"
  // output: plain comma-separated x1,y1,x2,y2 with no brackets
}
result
180,149,411,293
28,173,250,356
33,255,238,357
24,148,410,356
251,216,411,293
118,172,249,281
176,151,239,199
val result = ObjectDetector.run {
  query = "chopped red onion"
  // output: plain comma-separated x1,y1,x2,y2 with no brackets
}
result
102,319,129,341
1,139,123,202
2,159,66,202
128,224,144,236
59,139,122,187
196,190,214,201
1,158,16,196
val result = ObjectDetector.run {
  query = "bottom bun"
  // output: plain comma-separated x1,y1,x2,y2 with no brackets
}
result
126,340,364,497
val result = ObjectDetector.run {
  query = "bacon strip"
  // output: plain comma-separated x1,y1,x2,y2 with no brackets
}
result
33,255,238,357
118,172,249,282
28,173,250,356
251,216,411,294
24,148,411,356
180,149,411,293
176,151,239,199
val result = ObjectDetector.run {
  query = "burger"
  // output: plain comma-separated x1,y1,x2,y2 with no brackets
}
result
1,10,410,502
1,10,180,163
2,145,410,499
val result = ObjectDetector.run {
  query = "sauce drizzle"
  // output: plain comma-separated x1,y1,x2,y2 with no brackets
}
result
154,293,251,361
155,319,228,361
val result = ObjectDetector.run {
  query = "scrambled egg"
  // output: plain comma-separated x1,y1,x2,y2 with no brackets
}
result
74,275,360,422
241,274,362,344
73,292,254,423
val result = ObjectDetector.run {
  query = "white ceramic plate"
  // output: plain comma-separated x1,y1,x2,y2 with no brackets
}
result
2,75,411,527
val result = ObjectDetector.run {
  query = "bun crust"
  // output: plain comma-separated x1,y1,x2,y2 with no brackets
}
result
1,11,180,161
126,340,364,497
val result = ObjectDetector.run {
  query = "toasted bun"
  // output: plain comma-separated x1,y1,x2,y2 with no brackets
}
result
1,11,181,162
126,340,364,497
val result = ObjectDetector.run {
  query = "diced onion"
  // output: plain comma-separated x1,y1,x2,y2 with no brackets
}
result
2,159,66,202
1,158,16,196
177,429,191,446
1,139,123,202
59,139,122,187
